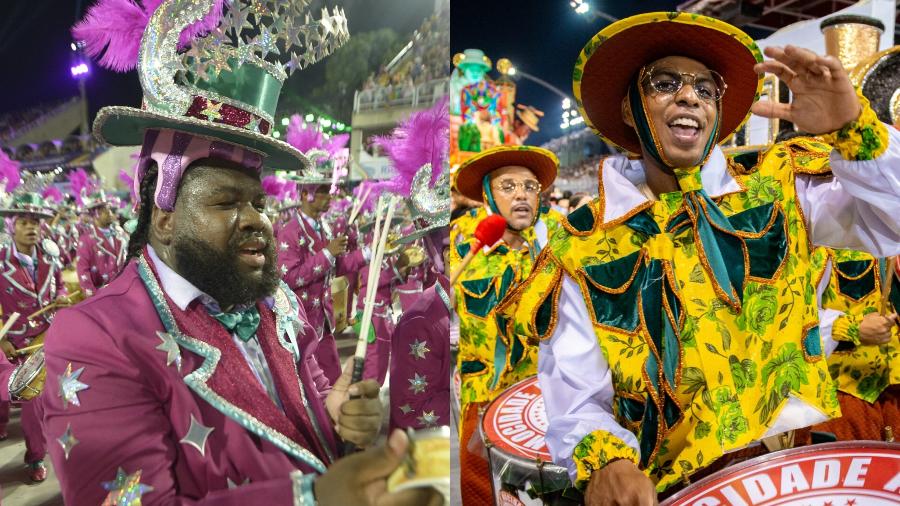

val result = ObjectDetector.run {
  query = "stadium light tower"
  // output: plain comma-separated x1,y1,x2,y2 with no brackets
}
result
70,40,91,140
570,0,619,23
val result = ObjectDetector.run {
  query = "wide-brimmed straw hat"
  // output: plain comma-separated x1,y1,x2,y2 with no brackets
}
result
573,11,763,155
454,145,558,202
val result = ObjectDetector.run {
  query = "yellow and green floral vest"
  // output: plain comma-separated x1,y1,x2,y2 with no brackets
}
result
500,139,851,492
817,247,900,403
453,208,564,416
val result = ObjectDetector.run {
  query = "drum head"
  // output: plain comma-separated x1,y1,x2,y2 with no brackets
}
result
482,376,552,461
661,441,900,505
9,349,45,396
480,376,577,504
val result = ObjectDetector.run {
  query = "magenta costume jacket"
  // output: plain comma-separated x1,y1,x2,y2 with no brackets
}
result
76,223,127,296
43,251,339,505
389,277,451,431
276,212,366,382
0,242,65,347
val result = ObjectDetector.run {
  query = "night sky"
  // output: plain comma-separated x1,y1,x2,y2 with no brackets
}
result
0,0,434,126
450,1,775,146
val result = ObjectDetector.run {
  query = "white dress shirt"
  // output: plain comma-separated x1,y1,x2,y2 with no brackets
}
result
148,246,284,410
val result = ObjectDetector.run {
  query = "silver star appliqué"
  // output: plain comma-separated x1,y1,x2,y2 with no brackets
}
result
102,467,154,504
227,476,251,489
279,241,289,251
417,411,439,427
296,276,306,286
312,299,320,308
408,373,427,394
57,423,79,460
313,265,323,274
399,404,413,414
280,264,288,275
155,331,182,371
409,339,430,360
180,414,215,456
59,363,89,409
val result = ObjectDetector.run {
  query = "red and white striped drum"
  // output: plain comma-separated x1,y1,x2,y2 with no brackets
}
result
479,376,578,505
662,442,900,506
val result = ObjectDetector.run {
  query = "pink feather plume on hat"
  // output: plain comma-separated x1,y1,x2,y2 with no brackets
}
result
370,96,448,198
262,175,292,202
67,168,91,207
42,186,64,204
72,0,225,73
0,150,22,193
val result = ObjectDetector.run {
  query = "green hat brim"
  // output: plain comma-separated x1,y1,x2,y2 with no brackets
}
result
94,106,310,172
0,209,54,219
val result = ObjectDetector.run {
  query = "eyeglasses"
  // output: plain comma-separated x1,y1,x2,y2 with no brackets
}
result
641,66,727,103
492,179,542,195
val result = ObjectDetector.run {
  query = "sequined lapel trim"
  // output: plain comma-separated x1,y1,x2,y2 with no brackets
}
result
137,255,327,473
272,283,336,464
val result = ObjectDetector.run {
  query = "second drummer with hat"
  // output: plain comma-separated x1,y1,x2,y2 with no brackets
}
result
452,144,564,504
500,11,900,504
75,190,128,297
0,192,72,482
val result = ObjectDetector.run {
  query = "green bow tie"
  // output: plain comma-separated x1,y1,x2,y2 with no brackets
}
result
211,307,261,342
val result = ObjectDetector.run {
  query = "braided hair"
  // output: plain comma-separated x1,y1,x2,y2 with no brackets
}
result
125,162,159,262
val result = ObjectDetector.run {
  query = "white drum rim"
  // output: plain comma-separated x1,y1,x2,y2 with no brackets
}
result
660,441,900,505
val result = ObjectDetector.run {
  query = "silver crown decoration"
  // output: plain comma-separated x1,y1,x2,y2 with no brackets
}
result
185,1,349,82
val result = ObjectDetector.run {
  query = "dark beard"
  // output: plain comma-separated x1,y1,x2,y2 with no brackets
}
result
172,233,279,309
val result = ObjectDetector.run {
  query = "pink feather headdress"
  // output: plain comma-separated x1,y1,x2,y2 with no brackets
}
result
42,186,64,204
67,168,91,207
0,150,22,193
262,175,292,202
370,97,448,198
72,0,225,72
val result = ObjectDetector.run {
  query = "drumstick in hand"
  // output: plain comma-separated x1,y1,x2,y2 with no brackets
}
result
449,214,507,287
15,343,43,355
882,256,897,316
0,312,20,343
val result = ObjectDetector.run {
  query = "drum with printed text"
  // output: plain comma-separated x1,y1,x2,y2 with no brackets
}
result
662,441,900,506
479,376,580,505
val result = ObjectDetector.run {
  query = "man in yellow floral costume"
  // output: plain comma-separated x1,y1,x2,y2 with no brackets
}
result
813,248,900,441
452,145,563,504
499,12,900,503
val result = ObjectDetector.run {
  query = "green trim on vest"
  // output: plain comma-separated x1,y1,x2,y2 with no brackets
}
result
836,260,877,300
727,203,787,279
461,277,497,318
583,251,643,332
566,203,596,233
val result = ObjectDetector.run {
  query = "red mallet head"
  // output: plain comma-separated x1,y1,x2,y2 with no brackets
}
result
473,214,507,250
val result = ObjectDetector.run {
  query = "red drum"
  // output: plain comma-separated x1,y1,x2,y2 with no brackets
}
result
479,376,578,505
662,442,900,506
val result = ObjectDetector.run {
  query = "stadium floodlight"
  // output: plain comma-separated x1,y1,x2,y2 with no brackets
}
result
571,0,590,15
70,63,89,77
281,117,289,126
305,113,314,122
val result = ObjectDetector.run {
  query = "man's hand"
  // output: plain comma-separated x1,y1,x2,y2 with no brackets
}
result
315,429,443,506
326,359,383,447
327,237,349,257
585,459,657,506
751,45,860,135
859,312,898,345
0,340,16,361
54,296,71,308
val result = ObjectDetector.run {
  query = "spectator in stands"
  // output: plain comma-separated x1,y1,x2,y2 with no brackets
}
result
569,193,591,213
